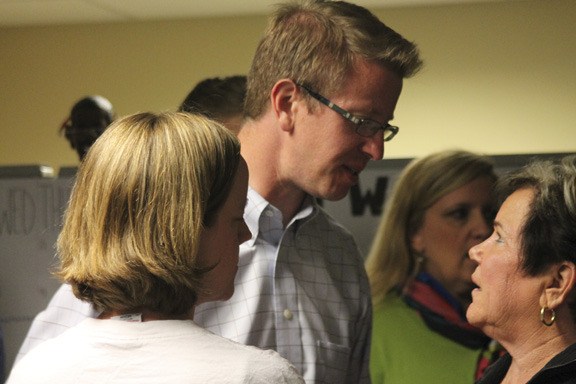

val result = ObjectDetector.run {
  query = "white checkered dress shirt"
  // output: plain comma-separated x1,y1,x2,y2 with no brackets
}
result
195,188,372,384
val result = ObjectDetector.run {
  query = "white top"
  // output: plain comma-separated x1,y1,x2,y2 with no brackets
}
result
15,188,371,384
8,318,303,383
16,284,100,363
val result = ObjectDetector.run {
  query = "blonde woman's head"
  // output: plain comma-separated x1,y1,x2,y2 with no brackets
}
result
57,111,241,316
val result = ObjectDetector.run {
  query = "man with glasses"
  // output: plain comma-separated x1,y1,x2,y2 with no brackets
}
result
15,1,422,383
295,82,400,149
195,1,422,383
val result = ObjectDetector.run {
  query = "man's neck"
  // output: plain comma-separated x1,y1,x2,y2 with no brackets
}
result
240,118,307,226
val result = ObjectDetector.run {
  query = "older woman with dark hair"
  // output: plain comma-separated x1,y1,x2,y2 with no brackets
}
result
468,154,576,384
7,112,303,384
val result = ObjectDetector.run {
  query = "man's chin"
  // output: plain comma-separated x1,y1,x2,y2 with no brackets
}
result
317,188,350,202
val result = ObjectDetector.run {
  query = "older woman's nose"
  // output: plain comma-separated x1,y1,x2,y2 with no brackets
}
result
469,242,483,262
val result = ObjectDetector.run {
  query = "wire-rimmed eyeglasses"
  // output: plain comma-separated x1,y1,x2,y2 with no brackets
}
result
295,82,399,142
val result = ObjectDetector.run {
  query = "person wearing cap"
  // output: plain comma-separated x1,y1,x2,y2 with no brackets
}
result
60,95,115,161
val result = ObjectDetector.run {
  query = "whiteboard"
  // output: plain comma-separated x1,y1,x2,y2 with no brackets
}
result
0,176,73,377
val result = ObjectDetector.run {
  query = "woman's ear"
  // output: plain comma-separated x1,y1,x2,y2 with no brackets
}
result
270,79,299,133
544,261,576,309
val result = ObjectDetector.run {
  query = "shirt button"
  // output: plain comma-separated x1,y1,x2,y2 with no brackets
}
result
265,210,274,217
283,309,293,320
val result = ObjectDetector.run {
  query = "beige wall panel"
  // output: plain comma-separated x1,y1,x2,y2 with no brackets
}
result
0,0,574,171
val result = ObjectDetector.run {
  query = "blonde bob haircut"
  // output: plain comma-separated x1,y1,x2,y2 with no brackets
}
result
56,111,241,316
245,0,423,119
365,150,497,306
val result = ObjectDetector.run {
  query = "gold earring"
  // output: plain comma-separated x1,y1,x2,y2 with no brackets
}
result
540,306,556,326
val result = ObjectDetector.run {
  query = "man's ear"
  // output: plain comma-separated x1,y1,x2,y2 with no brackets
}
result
270,79,299,133
543,261,576,309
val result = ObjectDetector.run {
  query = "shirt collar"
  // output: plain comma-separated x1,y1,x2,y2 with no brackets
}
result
243,187,316,246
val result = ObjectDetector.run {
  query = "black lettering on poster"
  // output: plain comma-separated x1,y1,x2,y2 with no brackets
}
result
349,176,388,216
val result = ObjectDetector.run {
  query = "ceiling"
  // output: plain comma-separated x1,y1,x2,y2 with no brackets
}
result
0,0,521,27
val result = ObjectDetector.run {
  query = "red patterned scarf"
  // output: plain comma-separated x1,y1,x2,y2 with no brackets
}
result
402,273,505,380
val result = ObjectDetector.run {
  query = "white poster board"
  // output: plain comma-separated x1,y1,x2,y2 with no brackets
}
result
0,176,73,377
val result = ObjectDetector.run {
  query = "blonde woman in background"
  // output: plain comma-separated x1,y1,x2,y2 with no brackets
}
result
366,150,502,383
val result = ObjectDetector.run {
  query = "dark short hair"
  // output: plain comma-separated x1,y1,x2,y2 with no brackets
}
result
245,0,423,119
60,95,115,160
179,76,246,120
497,155,576,276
